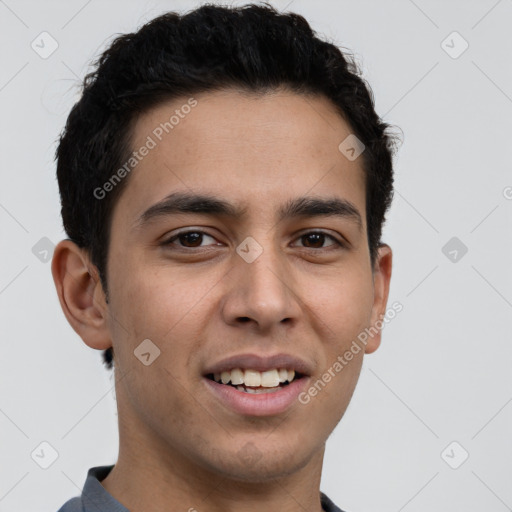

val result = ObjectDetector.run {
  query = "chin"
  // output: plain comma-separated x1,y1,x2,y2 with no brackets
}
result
206,441,312,483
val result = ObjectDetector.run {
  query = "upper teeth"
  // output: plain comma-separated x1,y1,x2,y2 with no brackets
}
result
213,368,296,387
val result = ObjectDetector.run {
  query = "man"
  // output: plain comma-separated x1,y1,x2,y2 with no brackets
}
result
52,3,397,511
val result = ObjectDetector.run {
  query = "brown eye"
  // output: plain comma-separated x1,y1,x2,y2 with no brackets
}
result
296,231,340,249
163,230,218,248
302,233,325,248
178,232,203,247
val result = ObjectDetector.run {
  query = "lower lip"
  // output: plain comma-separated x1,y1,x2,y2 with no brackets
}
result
203,376,309,417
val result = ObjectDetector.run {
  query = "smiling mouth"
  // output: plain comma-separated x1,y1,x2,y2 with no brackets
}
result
205,369,305,394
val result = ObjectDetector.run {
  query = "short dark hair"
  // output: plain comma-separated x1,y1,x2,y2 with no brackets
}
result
55,2,399,371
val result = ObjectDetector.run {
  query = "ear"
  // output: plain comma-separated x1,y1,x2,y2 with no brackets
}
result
365,244,393,354
51,239,112,351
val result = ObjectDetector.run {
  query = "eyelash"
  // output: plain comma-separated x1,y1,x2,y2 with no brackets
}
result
161,229,345,251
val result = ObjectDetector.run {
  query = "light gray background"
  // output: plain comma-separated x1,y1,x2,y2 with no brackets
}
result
1,0,511,511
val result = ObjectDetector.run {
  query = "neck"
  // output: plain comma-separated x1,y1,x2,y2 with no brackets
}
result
101,410,326,512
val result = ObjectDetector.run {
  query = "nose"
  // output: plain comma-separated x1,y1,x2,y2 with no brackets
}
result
221,238,302,333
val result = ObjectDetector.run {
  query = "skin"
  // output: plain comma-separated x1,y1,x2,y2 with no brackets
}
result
52,88,392,512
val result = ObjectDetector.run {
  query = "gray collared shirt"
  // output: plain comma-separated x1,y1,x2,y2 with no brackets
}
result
57,465,346,512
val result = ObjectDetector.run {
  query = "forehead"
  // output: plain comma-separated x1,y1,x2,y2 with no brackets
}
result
115,88,366,225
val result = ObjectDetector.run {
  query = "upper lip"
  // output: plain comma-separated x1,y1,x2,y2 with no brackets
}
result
203,353,313,376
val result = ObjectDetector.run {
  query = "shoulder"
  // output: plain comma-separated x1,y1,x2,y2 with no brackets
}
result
55,464,116,512
321,491,349,512
56,496,83,512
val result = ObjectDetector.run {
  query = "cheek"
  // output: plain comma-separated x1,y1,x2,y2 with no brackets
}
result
107,260,219,356
306,265,374,346
109,269,173,339
107,265,208,411
301,274,372,423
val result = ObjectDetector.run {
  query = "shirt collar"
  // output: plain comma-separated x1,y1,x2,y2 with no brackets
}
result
80,465,128,512
80,464,344,512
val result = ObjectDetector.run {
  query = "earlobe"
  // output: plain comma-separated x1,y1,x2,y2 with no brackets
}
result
364,244,393,355
51,240,112,351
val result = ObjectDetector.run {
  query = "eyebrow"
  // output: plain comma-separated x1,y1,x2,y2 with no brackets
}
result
134,191,363,231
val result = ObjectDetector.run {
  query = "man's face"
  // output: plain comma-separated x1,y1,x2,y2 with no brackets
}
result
104,89,388,481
